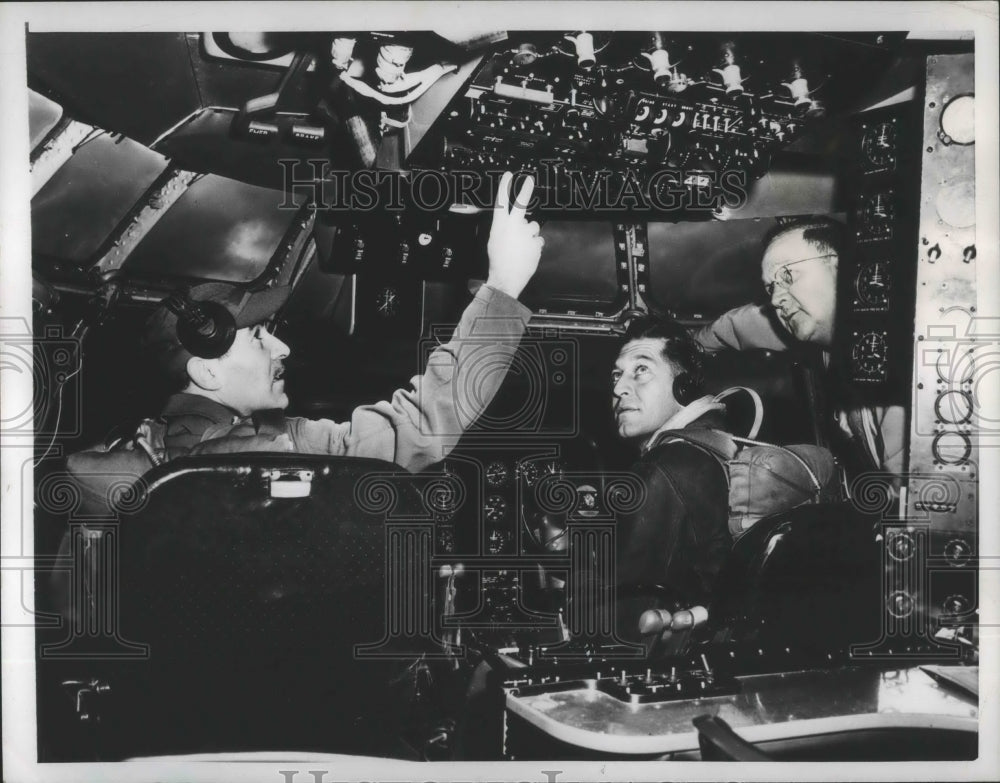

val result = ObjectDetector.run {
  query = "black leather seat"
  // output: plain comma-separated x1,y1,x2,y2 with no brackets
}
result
72,454,453,758
708,502,883,654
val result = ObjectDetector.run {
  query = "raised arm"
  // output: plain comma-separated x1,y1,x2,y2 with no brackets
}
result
693,304,793,353
281,173,544,471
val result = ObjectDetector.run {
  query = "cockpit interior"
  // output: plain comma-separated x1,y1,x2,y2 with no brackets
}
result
19,25,985,766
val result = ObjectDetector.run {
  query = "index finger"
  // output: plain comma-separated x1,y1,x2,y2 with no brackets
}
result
510,174,535,218
494,171,513,215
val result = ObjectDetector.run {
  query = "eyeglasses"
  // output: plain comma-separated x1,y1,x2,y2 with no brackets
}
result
764,253,837,298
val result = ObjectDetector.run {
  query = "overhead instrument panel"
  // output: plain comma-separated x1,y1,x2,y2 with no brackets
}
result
408,32,901,216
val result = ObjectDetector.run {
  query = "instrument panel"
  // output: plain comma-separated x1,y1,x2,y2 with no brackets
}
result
410,33,899,215
838,102,921,396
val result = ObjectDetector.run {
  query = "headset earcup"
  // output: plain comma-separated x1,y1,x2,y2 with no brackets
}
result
175,300,237,359
673,368,704,406
673,373,692,405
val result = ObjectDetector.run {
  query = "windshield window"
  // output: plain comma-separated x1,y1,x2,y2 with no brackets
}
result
31,133,168,263
647,218,778,318
122,175,304,283
28,89,62,150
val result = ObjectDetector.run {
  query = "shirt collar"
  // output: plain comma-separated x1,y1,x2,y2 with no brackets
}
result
640,396,727,455
160,392,246,426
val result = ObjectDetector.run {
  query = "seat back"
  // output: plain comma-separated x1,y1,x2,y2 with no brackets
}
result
99,454,447,757
709,503,883,653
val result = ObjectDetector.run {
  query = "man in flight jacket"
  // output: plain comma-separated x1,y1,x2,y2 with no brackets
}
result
611,314,732,610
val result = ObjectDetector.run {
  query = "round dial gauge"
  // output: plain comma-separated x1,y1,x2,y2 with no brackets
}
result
519,461,542,487
942,594,971,616
487,529,510,555
935,390,973,424
862,121,896,166
375,287,399,318
935,348,975,384
943,538,972,566
485,494,507,522
851,331,887,377
427,482,459,514
854,261,890,307
860,192,894,236
932,431,972,465
939,94,975,145
486,461,509,487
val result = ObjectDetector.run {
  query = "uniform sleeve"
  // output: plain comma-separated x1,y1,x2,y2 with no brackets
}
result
286,285,531,472
693,304,793,353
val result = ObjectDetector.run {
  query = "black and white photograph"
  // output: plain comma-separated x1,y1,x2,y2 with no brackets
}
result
2,3,998,781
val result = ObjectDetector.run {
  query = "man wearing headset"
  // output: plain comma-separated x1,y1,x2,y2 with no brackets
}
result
695,216,906,487
611,314,733,609
138,172,543,472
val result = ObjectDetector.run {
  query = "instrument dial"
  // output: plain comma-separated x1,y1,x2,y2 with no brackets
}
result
487,529,510,554
519,461,543,487
941,594,971,616
935,390,973,424
941,593,972,617
436,528,456,554
853,260,890,309
485,494,507,522
851,331,888,380
861,120,897,168
486,461,509,487
856,192,894,241
936,348,976,384
932,431,972,465
375,287,399,318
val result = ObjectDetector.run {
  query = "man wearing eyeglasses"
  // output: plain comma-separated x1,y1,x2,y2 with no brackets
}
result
695,217,905,486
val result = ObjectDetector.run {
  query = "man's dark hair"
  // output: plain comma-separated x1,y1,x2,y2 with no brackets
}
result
763,215,847,260
162,363,191,395
620,313,705,404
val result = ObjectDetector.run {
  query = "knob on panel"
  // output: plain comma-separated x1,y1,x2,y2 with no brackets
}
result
887,531,916,561
943,538,972,566
888,591,915,619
